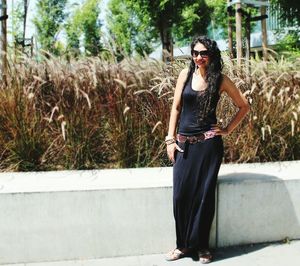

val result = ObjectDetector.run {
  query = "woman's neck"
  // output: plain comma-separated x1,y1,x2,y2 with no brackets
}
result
195,67,207,79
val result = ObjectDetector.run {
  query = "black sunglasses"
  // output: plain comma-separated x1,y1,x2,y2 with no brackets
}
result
192,50,210,58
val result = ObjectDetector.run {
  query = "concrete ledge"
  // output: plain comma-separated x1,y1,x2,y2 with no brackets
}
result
217,161,300,247
0,161,299,264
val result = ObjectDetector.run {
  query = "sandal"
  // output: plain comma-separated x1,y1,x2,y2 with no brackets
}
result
198,249,213,264
165,248,186,261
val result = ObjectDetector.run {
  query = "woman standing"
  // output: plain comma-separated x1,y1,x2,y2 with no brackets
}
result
165,36,250,263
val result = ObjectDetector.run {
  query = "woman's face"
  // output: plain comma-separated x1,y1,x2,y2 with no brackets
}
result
192,42,210,69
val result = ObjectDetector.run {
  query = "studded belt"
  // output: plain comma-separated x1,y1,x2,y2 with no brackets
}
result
176,130,217,159
176,130,216,144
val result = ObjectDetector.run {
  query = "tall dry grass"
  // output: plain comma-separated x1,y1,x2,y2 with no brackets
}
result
220,54,300,162
0,53,299,171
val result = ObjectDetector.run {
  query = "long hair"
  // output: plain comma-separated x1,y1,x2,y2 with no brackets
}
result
183,36,223,122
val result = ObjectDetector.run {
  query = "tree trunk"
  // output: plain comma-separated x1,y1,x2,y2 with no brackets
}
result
261,2,268,61
1,0,8,85
245,15,251,63
30,36,34,57
23,0,28,51
235,1,243,65
245,15,251,78
159,19,172,62
227,0,234,58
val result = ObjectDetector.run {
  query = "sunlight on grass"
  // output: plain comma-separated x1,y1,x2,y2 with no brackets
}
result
0,52,299,171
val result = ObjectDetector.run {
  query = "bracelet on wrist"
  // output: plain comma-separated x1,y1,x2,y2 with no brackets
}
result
166,140,176,145
165,137,175,143
165,137,174,142
165,136,175,141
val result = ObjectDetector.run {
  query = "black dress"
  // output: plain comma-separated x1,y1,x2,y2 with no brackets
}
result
173,74,224,250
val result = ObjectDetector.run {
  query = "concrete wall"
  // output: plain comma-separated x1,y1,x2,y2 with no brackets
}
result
217,161,300,246
0,161,299,265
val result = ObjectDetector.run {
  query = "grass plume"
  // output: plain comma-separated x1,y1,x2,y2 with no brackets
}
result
0,52,299,171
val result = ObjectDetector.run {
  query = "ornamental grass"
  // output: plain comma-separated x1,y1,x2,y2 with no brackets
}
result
0,52,299,171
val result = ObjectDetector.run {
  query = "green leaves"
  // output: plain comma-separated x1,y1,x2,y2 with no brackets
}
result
79,0,102,56
107,0,211,60
33,0,68,55
174,1,211,44
33,0,102,57
106,0,156,58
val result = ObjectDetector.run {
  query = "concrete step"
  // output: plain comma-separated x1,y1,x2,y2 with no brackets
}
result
2,240,299,266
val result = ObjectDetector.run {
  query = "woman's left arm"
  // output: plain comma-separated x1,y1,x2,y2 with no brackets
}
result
212,74,250,136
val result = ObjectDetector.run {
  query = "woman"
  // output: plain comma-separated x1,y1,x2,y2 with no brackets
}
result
165,36,250,263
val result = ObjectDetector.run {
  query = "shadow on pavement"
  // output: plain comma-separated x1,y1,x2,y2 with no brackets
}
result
211,241,275,262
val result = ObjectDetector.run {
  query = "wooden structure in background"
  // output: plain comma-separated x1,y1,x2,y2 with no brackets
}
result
227,0,269,64
15,36,34,57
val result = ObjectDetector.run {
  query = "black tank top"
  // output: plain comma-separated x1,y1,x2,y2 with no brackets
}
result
178,74,220,136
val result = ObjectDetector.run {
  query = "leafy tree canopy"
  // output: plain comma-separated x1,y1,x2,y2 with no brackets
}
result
106,0,155,58
107,0,211,59
79,0,102,56
33,0,68,55
174,0,211,45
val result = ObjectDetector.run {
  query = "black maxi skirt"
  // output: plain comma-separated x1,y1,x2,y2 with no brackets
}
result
173,135,224,250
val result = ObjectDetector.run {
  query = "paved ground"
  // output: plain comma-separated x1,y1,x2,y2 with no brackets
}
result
3,240,300,266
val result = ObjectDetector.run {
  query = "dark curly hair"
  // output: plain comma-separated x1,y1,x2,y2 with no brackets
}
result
183,36,224,122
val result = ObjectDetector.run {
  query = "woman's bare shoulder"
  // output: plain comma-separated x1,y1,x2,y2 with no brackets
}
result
180,68,189,75
178,68,189,81
221,73,231,83
220,74,233,92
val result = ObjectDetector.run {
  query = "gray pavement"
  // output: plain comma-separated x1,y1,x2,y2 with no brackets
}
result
2,240,300,266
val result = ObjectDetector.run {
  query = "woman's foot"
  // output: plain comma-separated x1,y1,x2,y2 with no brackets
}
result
198,249,213,264
165,248,191,261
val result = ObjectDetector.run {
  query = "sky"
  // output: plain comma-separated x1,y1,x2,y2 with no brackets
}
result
7,0,36,40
